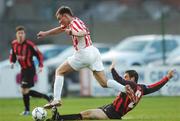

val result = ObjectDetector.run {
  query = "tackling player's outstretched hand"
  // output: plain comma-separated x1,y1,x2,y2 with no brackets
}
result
167,70,175,79
109,60,116,71
37,31,48,39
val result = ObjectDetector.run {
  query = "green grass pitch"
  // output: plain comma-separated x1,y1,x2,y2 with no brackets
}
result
0,96,180,121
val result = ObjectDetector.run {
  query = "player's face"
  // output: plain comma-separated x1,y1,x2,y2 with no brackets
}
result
124,73,135,82
16,30,26,43
124,73,130,80
57,14,70,26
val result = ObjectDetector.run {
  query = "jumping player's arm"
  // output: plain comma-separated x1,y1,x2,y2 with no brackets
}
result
37,25,65,39
143,70,174,95
27,41,43,68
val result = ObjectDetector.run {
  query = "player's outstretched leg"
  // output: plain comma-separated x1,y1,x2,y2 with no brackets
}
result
46,106,61,121
51,106,62,121
29,90,53,102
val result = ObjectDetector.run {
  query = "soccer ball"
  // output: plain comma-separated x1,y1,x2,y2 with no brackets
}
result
32,107,47,121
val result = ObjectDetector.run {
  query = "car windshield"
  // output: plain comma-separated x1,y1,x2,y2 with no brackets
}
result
169,47,180,58
98,47,110,53
113,40,148,52
43,47,66,60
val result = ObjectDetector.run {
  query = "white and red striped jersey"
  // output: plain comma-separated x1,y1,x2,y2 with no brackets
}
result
68,17,92,51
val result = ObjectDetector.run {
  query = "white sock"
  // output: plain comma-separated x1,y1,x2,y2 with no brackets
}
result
53,75,64,101
107,79,126,92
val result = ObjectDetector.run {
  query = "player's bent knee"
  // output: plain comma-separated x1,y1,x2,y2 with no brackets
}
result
99,81,107,88
55,68,64,76
21,90,25,94
100,83,107,88
93,71,108,88
21,88,29,94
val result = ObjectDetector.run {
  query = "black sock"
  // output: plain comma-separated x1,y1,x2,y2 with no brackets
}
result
58,114,82,120
29,90,50,101
23,93,30,111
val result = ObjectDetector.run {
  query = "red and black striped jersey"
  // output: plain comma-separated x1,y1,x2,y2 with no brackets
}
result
9,39,43,69
112,83,143,117
111,68,169,117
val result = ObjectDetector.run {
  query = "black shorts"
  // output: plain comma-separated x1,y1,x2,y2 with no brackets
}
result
99,104,122,119
21,67,36,88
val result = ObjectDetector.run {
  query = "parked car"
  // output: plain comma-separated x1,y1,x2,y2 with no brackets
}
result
170,56,180,65
148,47,180,66
102,35,180,67
33,44,68,66
0,59,11,68
0,44,68,68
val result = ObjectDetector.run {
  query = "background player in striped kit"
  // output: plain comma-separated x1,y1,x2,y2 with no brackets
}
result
10,26,52,115
37,6,130,109
47,62,174,120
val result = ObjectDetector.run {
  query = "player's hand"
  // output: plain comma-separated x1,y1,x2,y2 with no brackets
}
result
37,31,48,39
109,60,116,71
64,29,72,35
167,70,175,79
10,63,14,69
125,85,136,103
38,67,43,73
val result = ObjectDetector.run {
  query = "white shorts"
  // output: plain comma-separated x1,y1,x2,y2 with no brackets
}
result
67,45,104,71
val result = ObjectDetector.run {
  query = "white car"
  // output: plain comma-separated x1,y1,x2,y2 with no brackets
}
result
0,59,11,68
102,35,180,67
148,47,180,66
0,44,67,68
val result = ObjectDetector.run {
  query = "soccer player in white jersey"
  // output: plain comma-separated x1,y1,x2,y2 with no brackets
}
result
37,6,132,109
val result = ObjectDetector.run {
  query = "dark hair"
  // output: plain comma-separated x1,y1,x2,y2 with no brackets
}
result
56,6,73,16
16,25,25,32
125,70,139,83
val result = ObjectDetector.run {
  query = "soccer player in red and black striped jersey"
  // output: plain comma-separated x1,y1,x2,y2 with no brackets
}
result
49,62,174,120
9,26,52,115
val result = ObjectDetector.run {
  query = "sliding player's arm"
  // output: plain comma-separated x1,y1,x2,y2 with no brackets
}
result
37,25,66,39
109,60,126,85
143,70,174,95
111,68,126,85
